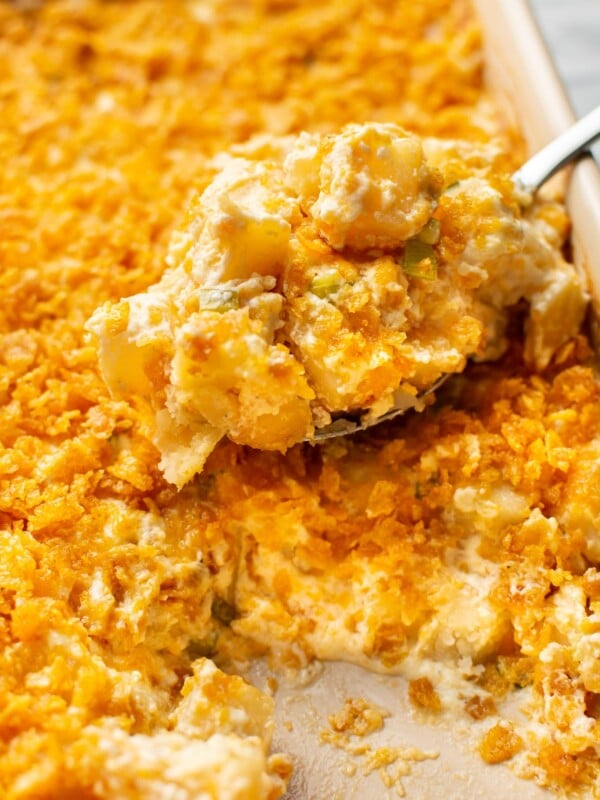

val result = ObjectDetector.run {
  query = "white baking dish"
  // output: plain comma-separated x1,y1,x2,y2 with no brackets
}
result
474,0,600,305
268,2,600,798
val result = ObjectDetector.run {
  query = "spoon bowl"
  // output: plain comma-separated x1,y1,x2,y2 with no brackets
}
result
309,105,600,442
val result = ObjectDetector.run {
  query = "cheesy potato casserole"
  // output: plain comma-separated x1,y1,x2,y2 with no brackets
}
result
0,1,598,798
89,124,585,484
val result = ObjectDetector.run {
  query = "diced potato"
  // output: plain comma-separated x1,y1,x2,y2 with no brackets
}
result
285,123,442,250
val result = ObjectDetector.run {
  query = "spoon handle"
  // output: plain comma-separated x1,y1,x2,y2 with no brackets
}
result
512,104,600,193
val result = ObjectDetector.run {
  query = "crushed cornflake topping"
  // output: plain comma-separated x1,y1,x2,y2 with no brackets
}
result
0,0,597,797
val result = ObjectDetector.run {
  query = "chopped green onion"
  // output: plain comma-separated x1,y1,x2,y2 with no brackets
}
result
416,218,441,245
211,596,236,625
309,270,343,298
186,631,219,659
444,180,461,193
199,288,239,312
402,239,438,280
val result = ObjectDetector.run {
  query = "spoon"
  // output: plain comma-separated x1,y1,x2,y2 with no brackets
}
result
311,104,600,442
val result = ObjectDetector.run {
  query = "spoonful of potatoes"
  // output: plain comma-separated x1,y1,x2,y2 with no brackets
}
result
88,107,600,486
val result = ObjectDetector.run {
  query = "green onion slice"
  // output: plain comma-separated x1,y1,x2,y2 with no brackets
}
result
309,270,343,298
416,218,441,245
443,180,461,193
402,238,438,280
211,597,236,625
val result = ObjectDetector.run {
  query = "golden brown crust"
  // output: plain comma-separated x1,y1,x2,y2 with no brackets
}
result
0,0,595,797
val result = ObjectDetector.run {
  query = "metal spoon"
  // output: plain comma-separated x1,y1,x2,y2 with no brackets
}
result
311,104,600,442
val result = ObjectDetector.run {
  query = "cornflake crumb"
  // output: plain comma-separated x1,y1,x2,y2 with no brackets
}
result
479,722,523,764
408,677,442,713
321,697,438,796
464,694,497,720
328,697,390,736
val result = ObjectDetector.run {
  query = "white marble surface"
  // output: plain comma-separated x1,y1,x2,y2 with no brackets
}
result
529,0,600,114
528,0,600,161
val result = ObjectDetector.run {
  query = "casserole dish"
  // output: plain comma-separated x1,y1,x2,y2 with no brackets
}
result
1,2,599,798
272,2,600,797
